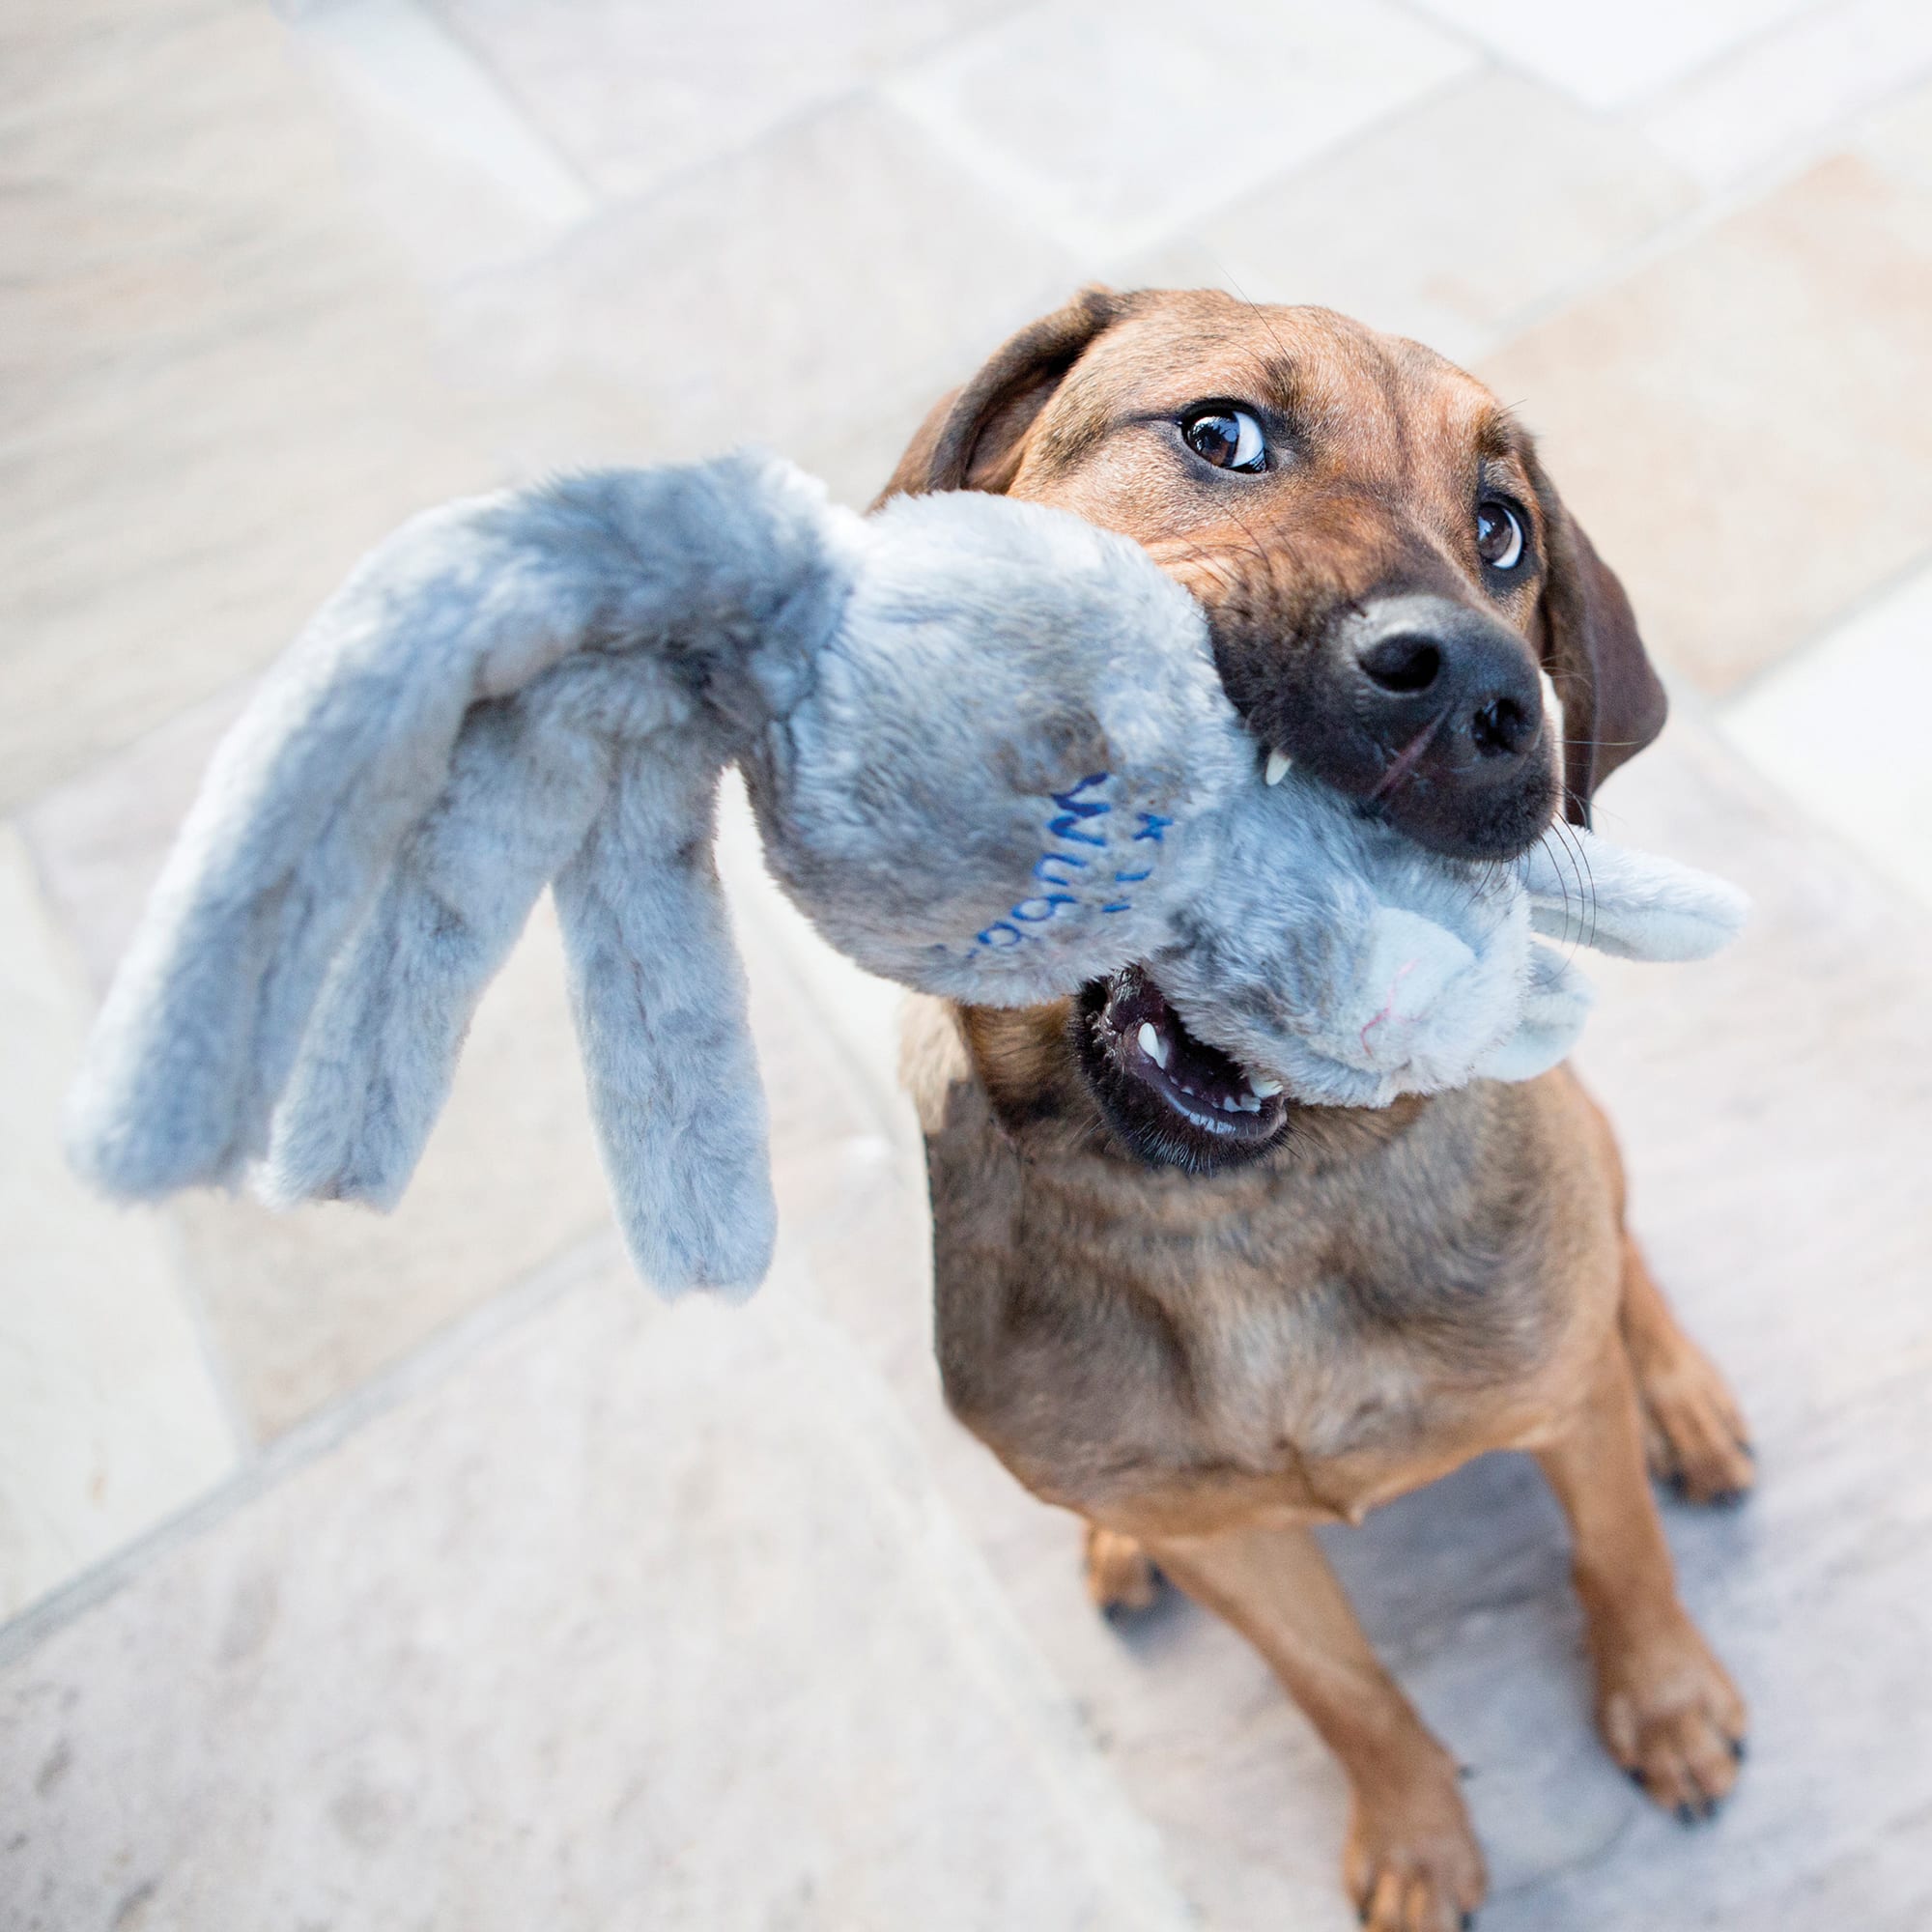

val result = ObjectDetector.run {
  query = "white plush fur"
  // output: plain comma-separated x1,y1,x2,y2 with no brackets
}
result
67,452,1747,1296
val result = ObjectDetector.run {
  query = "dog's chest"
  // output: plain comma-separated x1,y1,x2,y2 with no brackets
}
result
925,1083,1593,1527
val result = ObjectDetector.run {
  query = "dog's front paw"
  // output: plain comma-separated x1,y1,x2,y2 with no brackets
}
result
1344,1755,1487,1932
1634,1338,1755,1507
1597,1617,1747,1822
1082,1523,1165,1619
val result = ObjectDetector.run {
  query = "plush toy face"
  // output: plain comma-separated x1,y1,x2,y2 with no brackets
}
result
66,452,1744,1298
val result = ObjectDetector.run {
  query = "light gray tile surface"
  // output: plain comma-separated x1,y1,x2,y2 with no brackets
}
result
0,1247,1191,1932
885,0,1475,260
1640,0,1932,190
1405,0,1816,108
0,0,497,810
0,828,239,1620
1719,556,1932,910
285,0,597,281
441,95,1073,500
1479,154,1932,694
426,0,1008,202
1855,71,1932,189
1571,725,1932,1433
1124,71,1693,364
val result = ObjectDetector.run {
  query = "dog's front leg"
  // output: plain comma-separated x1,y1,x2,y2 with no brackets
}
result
1146,1520,1485,1931
1535,1332,1748,1818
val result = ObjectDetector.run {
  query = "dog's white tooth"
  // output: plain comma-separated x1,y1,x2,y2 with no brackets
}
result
1264,748,1293,787
1137,1020,1169,1068
1219,1094,1239,1112
1249,1074,1283,1097
1238,1094,1261,1113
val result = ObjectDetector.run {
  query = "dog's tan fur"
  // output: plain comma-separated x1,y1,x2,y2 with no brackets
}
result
882,291,1754,1931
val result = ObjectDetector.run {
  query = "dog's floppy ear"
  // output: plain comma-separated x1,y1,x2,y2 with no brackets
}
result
876,285,1131,502
1527,456,1668,826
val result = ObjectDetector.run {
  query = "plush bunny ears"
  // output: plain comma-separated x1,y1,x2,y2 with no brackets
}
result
67,456,849,1293
67,452,1747,1298
64,453,1235,1295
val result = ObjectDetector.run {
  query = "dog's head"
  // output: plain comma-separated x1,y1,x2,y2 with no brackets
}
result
883,287,1666,1172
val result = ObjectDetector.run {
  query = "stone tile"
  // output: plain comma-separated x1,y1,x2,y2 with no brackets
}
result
442,96,1074,498
1481,1375,1932,1929
0,0,498,810
1642,0,1932,191
1719,555,1932,909
0,826,239,1621
20,685,252,995
884,0,1476,260
1855,71,1932,190
422,0,1007,203
1478,154,1932,694
1405,0,1815,109
283,0,597,281
1123,71,1693,367
1556,722,1932,1464
0,1249,1190,1932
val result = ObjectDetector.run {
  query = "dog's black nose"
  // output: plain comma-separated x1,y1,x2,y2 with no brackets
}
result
1348,594,1542,775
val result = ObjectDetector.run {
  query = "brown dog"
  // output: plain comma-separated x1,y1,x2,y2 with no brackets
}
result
880,289,1756,1931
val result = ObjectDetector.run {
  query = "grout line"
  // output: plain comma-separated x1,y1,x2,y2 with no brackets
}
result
1105,55,1495,295
1639,0,1840,105
153,1204,260,1474
1475,146,1824,362
287,0,600,226
1712,539,1932,715
400,0,603,213
423,0,1041,251
1388,0,1840,114
0,1228,621,1671
5,816,256,1481
1377,0,1666,119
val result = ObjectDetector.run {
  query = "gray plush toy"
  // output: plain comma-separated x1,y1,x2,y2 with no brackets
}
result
67,452,1746,1296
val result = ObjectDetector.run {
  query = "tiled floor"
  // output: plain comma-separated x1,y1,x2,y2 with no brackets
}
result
3,2,1930,1926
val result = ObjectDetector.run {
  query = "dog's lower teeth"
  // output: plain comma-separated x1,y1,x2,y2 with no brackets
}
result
1137,1021,1169,1068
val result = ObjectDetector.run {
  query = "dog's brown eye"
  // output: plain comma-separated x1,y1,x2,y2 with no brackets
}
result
1182,408,1266,473
1475,499,1524,570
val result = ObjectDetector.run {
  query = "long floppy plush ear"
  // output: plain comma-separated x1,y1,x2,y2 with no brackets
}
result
1526,454,1668,827
874,285,1133,503
67,454,849,1298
